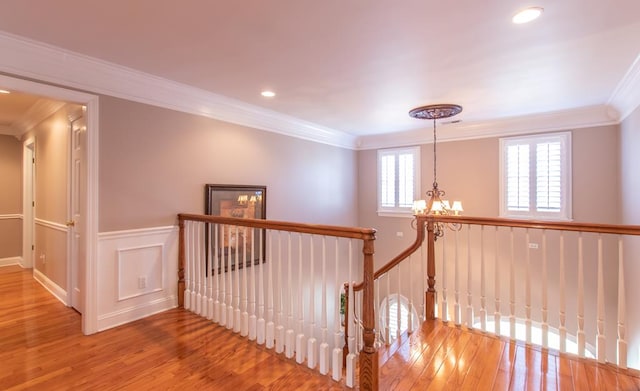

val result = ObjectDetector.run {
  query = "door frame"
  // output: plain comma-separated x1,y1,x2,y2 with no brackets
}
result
6,74,100,335
21,138,35,269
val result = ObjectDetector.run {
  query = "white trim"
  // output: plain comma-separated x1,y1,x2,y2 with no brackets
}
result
98,225,178,240
97,296,177,332
0,214,22,220
33,267,68,305
357,105,618,150
608,52,640,121
0,257,22,267
116,243,166,301
22,137,34,269
35,218,68,233
0,31,356,149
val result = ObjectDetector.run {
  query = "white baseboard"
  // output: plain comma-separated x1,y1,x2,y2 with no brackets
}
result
33,268,68,305
97,296,177,331
0,256,22,267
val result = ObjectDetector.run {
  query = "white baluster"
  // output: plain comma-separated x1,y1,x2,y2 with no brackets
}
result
266,231,274,348
190,221,197,312
249,228,257,340
596,234,606,363
196,222,203,316
577,233,585,357
617,237,627,369
541,231,548,348
559,232,566,353
332,237,343,381
509,227,516,340
241,227,249,337
226,226,234,330
296,233,306,364
385,270,391,344
285,232,295,359
211,224,222,323
452,228,459,325
408,253,414,334
494,226,501,336
442,232,448,323
319,237,330,375
421,236,426,320
233,226,241,333
257,228,266,345
348,241,356,354
184,221,191,311
396,265,401,339
466,225,473,328
307,236,317,369
525,228,531,344
219,225,226,326
207,223,214,320
480,225,486,331
275,232,285,353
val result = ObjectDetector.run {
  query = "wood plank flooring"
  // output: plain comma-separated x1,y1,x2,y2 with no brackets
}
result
2,265,640,390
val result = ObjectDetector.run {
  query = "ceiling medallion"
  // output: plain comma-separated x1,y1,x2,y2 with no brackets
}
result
408,104,463,120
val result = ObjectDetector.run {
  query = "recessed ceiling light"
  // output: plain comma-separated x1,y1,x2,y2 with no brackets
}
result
512,7,543,24
0,89,11,94
261,90,276,98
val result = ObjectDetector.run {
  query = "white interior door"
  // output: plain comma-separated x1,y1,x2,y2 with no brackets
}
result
68,110,86,313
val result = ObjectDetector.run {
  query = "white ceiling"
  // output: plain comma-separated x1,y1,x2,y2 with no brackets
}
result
0,0,639,146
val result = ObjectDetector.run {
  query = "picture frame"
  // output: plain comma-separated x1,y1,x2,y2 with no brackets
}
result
205,184,267,272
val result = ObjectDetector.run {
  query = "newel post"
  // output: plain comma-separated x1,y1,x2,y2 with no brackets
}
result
359,236,378,391
177,215,185,307
426,218,437,320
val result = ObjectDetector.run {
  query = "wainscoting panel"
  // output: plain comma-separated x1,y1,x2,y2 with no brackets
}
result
97,226,178,331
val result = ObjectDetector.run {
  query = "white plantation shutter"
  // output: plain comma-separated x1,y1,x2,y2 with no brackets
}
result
500,132,571,220
378,147,420,214
536,141,562,212
380,154,396,208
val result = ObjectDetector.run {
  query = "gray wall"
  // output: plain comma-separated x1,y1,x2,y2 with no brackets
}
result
98,96,359,231
0,135,22,259
358,125,620,266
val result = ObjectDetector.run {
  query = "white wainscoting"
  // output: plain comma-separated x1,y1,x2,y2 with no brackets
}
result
97,225,178,331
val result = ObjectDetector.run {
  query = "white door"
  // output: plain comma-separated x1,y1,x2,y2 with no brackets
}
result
68,110,86,313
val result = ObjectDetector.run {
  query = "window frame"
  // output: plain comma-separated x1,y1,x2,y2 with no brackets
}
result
377,146,421,217
499,132,572,221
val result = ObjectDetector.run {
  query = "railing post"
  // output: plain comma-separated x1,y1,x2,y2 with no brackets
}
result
426,218,437,320
178,215,185,307
359,237,378,391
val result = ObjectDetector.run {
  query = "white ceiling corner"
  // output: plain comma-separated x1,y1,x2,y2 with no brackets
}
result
608,52,640,121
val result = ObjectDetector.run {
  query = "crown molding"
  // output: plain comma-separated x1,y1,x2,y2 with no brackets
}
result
0,31,356,149
608,53,640,121
11,99,67,136
356,104,620,150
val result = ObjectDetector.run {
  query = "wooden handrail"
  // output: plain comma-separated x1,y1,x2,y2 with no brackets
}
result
431,215,640,236
178,213,377,240
352,216,428,292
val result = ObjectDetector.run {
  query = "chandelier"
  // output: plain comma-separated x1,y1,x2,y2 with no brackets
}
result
409,104,463,237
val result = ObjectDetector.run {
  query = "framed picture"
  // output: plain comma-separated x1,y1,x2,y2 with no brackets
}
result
205,184,267,272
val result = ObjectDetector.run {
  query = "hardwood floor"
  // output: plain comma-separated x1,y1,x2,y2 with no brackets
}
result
2,265,640,390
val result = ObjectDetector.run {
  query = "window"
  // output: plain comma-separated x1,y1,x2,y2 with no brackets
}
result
499,132,571,220
379,294,420,342
377,146,420,216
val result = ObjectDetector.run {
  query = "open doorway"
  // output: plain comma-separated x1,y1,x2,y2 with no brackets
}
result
0,74,99,335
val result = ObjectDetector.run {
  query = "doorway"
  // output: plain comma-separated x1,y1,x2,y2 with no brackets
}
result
3,74,99,335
